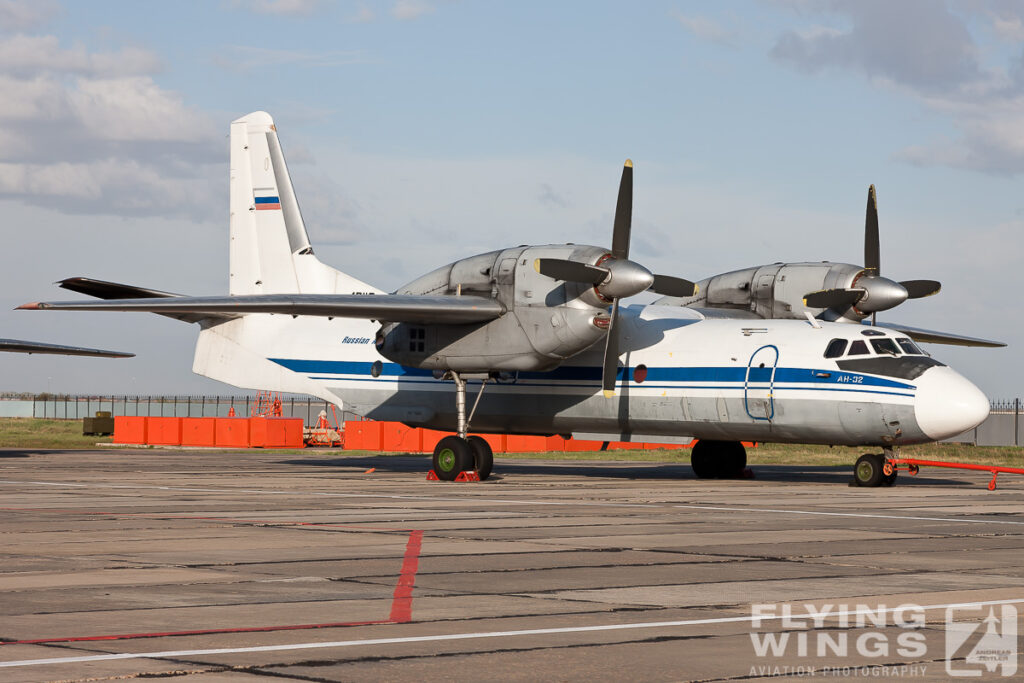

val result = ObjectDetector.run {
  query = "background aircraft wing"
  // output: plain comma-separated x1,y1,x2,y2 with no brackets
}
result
0,338,133,358
872,321,1006,348
20,293,506,325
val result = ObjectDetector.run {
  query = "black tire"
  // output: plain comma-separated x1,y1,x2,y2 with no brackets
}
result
692,440,747,479
882,468,898,487
854,453,885,487
433,436,472,481
466,435,494,480
690,440,716,479
723,441,747,478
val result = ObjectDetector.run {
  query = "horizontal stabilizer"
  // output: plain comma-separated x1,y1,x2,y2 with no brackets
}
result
872,321,1006,348
20,293,506,325
58,276,182,300
55,277,231,324
0,338,133,358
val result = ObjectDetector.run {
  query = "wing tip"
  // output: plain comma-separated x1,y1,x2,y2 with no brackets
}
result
16,302,40,310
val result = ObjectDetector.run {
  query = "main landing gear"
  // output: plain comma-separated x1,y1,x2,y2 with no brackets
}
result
690,440,748,479
430,372,494,481
852,448,898,487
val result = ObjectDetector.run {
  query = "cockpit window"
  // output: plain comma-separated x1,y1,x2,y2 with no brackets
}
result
824,339,847,358
847,340,870,355
896,337,923,355
870,338,901,356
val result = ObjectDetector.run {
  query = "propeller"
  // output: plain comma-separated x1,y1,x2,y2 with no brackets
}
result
534,160,698,396
803,185,942,323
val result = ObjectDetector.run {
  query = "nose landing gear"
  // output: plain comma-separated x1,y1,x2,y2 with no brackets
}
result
853,449,898,487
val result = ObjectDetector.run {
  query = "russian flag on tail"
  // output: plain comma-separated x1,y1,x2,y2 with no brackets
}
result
254,189,281,211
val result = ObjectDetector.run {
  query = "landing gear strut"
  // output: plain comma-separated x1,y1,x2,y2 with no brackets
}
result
430,372,492,481
691,440,747,479
853,448,897,487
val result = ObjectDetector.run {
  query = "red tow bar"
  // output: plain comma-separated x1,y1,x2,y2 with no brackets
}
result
885,458,1024,491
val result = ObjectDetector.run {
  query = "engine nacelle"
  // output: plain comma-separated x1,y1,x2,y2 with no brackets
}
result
376,245,611,372
657,262,867,321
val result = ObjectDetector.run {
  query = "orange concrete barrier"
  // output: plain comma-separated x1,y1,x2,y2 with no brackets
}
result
344,420,384,450
181,418,217,447
215,418,250,448
250,417,304,448
340,421,719,453
382,422,423,452
113,416,147,444
146,417,183,446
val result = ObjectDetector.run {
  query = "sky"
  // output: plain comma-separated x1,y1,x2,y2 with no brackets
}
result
0,0,1020,398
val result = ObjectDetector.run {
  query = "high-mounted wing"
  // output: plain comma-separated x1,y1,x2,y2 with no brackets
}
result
0,338,133,358
871,321,1005,348
19,293,506,325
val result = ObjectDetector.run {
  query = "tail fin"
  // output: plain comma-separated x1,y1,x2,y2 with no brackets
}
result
229,111,381,296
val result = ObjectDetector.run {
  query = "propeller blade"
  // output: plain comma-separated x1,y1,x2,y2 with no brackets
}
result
899,279,941,299
611,160,633,260
602,298,620,396
650,274,698,298
535,258,608,285
864,184,880,274
803,288,865,309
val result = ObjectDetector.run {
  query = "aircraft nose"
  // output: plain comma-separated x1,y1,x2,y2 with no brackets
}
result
914,366,990,441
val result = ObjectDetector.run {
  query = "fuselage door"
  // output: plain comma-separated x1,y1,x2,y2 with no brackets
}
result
745,344,779,421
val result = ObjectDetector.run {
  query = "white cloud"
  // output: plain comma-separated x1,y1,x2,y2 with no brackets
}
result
232,0,324,16
391,0,433,21
0,34,161,77
671,11,735,45
0,0,58,32
0,32,219,217
771,0,1024,174
215,45,366,70
348,4,374,23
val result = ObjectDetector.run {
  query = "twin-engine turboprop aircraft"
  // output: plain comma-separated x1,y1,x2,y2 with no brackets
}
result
19,111,999,486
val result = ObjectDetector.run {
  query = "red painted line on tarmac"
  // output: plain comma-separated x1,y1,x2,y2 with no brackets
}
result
0,530,424,646
388,529,423,623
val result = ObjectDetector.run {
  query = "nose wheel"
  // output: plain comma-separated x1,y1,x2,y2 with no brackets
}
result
853,450,898,487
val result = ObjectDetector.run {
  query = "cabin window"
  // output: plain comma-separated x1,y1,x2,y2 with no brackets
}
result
824,339,847,358
896,338,923,355
409,327,426,352
847,340,870,355
870,338,901,356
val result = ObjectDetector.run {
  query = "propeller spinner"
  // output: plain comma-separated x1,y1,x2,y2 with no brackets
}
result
535,160,697,395
803,185,941,323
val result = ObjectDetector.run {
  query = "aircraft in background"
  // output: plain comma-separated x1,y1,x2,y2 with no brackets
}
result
0,338,132,358
20,111,999,487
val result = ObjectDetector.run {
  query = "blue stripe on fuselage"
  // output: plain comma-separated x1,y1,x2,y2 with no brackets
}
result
267,358,915,390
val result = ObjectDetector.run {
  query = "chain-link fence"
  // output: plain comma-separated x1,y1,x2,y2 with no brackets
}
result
0,394,362,425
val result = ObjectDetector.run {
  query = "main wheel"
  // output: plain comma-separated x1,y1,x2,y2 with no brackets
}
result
466,435,493,480
690,440,716,479
433,436,472,481
722,441,747,478
854,453,885,487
